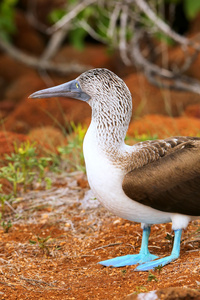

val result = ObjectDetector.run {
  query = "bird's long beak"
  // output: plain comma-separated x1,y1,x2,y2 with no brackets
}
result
29,79,90,102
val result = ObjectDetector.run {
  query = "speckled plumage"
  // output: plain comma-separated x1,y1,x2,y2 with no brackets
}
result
30,68,200,270
67,68,200,230
78,68,132,152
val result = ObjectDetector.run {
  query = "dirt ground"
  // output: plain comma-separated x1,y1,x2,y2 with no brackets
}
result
1,4,200,299
0,171,199,299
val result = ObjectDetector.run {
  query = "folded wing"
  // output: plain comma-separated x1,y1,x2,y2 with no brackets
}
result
122,139,200,216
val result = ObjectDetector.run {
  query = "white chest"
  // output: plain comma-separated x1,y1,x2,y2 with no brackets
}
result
83,124,173,225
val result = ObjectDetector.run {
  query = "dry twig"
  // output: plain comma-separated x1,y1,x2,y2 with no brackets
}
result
47,0,97,33
1,0,200,94
0,38,91,75
131,29,200,94
92,242,122,251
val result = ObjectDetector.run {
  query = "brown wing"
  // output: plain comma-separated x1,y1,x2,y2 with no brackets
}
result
122,140,200,216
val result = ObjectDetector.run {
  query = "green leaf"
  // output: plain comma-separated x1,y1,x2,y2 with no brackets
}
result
147,271,158,282
0,0,18,40
44,177,52,189
69,0,79,4
184,0,200,19
29,240,37,244
48,8,66,24
69,27,87,50
154,32,175,46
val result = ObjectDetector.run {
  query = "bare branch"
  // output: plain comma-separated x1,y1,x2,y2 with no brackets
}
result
132,30,174,78
107,3,121,40
132,0,200,50
176,48,200,74
131,30,200,95
27,0,48,34
40,28,69,62
48,0,97,33
27,0,69,63
77,20,108,44
119,4,131,65
148,72,200,94
2,0,200,97
0,39,91,75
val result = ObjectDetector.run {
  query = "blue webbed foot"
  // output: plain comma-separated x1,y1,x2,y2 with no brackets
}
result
135,254,178,271
99,226,158,267
135,229,182,271
99,253,158,267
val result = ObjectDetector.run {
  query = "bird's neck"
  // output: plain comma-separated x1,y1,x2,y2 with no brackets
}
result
90,106,132,153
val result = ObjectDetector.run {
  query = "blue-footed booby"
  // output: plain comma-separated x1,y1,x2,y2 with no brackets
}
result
29,68,200,271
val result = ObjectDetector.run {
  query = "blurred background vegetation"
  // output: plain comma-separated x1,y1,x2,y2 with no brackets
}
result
1,0,200,47
1,0,200,93
0,0,200,136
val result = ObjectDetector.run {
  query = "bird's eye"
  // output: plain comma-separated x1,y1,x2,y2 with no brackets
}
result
76,83,79,89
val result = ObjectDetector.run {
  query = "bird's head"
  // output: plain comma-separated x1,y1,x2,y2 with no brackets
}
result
29,68,132,147
29,68,132,112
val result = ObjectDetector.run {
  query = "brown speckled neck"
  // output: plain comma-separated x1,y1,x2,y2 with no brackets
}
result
78,68,132,152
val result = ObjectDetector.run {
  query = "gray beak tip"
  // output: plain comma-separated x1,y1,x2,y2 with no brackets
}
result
28,80,90,102
28,91,48,99
28,92,38,99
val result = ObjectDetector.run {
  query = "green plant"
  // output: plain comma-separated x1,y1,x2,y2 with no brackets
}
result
48,0,117,50
37,157,52,179
1,220,12,233
49,152,62,173
165,232,174,247
1,141,54,195
0,128,86,202
48,1,98,50
0,0,18,41
44,177,52,190
48,0,200,51
183,0,200,19
121,269,127,276
147,271,158,282
0,184,13,215
57,122,86,172
153,265,163,274
0,163,24,196
29,235,51,256
5,141,38,191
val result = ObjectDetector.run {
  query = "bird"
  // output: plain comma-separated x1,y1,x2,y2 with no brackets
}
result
29,68,200,271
